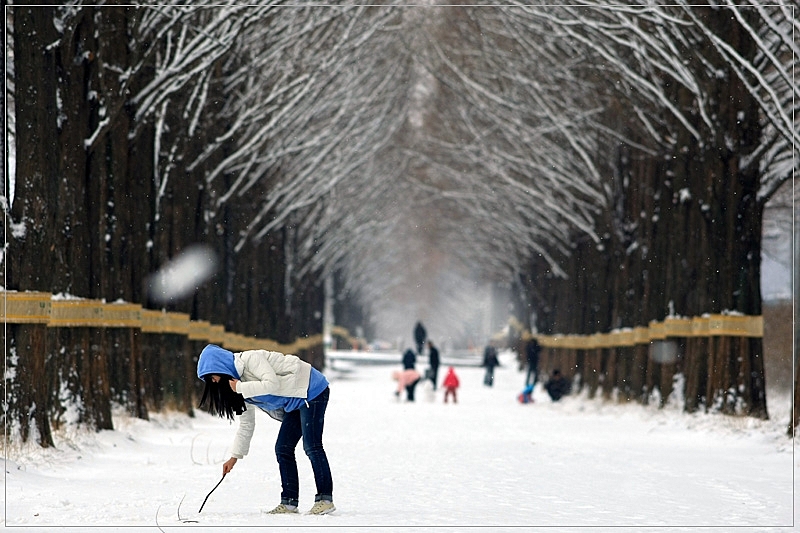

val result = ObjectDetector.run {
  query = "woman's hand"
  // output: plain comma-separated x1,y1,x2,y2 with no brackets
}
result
222,457,238,476
228,379,239,393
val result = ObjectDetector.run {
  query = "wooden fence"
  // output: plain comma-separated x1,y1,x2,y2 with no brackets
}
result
2,290,766,447
1,290,324,447
507,314,764,413
1,291,323,353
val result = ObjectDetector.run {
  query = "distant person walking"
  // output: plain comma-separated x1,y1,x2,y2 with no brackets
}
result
414,321,427,355
525,338,541,388
442,366,460,403
427,340,440,390
482,345,500,387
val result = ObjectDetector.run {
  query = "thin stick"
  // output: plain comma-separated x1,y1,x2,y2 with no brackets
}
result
155,503,166,533
198,475,226,513
177,492,198,523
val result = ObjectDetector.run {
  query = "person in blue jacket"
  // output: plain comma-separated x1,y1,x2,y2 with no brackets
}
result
197,344,335,515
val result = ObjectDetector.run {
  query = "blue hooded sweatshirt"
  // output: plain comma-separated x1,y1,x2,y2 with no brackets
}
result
197,344,240,380
196,344,328,416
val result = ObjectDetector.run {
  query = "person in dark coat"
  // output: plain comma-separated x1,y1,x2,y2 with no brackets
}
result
525,338,541,388
402,348,416,370
427,340,440,390
482,345,500,387
413,321,427,355
544,369,571,401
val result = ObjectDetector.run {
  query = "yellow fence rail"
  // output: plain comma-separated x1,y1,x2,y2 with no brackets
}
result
510,313,763,350
2,291,763,354
1,291,322,355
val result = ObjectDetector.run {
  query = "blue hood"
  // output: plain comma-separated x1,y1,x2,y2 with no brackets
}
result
197,344,240,380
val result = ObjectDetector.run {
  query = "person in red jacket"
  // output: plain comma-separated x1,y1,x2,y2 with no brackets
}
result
442,366,460,403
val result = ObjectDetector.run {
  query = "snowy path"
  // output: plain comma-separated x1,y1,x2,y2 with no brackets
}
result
2,351,796,532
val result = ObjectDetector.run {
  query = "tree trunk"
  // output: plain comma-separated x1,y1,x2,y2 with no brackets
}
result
792,211,800,435
8,6,59,292
7,7,61,446
6,325,54,447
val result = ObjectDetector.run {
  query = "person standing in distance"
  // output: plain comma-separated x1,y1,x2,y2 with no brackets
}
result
482,345,500,386
427,340,440,390
197,344,335,515
414,321,427,356
525,338,541,388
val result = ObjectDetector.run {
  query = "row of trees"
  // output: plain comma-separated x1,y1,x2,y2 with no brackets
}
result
3,3,797,445
402,4,796,420
5,4,396,445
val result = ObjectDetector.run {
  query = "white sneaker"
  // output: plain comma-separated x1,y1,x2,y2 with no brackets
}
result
306,500,335,515
267,503,298,514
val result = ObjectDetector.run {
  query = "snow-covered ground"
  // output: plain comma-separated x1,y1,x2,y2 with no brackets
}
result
2,350,796,532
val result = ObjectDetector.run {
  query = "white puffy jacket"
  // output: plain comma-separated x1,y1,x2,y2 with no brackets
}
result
229,350,312,459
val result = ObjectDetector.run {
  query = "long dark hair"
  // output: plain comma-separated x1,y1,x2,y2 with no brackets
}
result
199,374,247,420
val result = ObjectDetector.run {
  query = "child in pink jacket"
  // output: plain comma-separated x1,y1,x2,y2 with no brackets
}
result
442,367,460,403
392,368,422,401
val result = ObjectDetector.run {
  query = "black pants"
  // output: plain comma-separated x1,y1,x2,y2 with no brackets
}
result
484,367,495,386
429,366,439,390
405,378,420,401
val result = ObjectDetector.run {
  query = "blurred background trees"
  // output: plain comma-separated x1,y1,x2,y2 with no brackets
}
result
4,2,796,444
